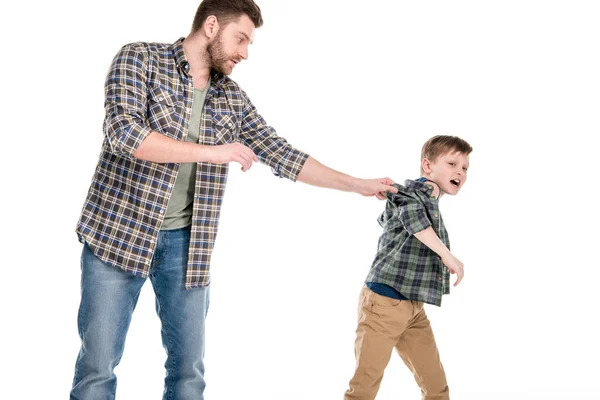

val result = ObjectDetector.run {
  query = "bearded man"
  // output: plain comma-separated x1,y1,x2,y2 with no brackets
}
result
70,1,396,399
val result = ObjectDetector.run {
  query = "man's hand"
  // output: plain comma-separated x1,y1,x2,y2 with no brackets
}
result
442,252,464,287
295,157,397,198
355,178,398,200
208,143,258,172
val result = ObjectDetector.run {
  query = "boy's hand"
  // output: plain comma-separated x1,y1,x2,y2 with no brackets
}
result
442,253,464,286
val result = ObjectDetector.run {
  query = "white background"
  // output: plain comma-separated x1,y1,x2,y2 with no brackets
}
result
2,0,599,399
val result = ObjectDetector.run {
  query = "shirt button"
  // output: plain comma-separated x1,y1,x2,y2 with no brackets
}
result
434,213,438,218
438,277,443,281
159,209,165,214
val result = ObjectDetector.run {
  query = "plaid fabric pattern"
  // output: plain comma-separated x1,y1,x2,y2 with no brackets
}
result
365,180,451,306
76,38,309,288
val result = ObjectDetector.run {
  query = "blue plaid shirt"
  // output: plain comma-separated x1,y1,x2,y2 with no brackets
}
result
76,38,309,288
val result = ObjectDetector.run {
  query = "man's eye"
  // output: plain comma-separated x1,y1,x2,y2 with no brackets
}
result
448,162,455,166
238,38,243,44
463,167,468,172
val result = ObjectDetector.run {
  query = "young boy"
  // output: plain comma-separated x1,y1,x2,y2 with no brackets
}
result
344,135,473,400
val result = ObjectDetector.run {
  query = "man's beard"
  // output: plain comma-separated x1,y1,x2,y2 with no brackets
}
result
206,31,232,74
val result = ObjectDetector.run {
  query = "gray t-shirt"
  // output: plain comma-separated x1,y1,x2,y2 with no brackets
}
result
161,82,210,230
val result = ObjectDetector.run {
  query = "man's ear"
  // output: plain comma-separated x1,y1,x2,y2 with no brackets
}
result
203,15,220,39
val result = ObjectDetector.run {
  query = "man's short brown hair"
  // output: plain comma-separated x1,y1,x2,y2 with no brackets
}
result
191,0,263,33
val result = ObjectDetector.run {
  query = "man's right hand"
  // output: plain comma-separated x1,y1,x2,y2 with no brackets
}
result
208,143,258,172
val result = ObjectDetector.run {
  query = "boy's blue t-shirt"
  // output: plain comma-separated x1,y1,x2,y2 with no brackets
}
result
365,178,429,301
365,282,409,300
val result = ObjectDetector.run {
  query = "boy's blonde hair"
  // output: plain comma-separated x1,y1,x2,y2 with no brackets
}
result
421,135,473,174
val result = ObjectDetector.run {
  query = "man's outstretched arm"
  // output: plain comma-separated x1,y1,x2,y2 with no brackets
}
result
297,157,397,200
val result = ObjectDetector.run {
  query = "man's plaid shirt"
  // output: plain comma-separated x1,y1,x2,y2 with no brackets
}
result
365,180,451,306
76,38,309,289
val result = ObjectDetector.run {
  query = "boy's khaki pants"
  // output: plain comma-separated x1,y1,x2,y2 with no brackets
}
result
344,286,449,400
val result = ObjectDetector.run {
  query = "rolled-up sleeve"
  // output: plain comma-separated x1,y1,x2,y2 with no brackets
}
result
387,190,432,235
239,90,309,181
103,43,153,159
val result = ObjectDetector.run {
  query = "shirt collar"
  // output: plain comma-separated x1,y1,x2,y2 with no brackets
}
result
170,38,190,77
404,179,436,199
170,37,227,89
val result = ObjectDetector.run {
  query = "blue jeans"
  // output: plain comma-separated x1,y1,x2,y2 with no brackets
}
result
70,227,210,400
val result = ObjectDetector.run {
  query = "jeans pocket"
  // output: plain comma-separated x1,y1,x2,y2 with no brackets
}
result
371,291,403,307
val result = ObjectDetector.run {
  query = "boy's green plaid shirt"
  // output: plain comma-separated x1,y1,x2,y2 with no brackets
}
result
365,180,451,306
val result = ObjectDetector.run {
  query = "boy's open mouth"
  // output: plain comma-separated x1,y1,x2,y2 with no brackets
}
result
450,179,460,188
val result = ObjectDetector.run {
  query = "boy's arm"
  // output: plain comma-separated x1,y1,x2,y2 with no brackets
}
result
394,190,464,286
414,227,464,286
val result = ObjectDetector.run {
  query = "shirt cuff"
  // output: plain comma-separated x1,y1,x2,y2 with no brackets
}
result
402,209,432,235
271,149,309,182
105,121,153,159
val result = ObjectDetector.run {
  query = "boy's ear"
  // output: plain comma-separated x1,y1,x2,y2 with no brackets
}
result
421,158,432,174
